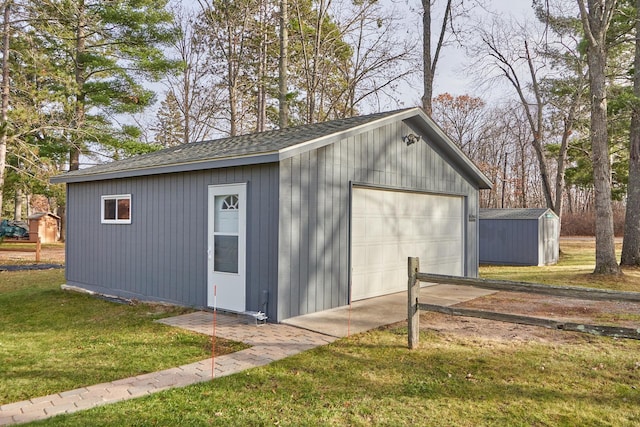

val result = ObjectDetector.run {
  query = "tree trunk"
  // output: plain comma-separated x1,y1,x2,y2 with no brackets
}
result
56,205,65,243
255,0,267,133
577,0,620,274
421,0,432,115
226,18,238,137
589,48,620,274
308,0,327,124
278,0,288,129
621,0,640,266
421,0,452,116
71,0,86,171
14,188,22,221
183,63,191,145
501,152,507,208
0,2,10,215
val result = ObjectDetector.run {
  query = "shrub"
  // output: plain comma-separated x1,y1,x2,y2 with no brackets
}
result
561,209,625,237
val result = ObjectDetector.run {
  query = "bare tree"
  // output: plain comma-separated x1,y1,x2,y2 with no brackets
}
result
431,93,486,157
422,0,452,115
293,0,347,123
166,5,224,144
534,0,589,225
199,0,258,136
475,22,556,211
577,0,621,274
337,0,418,115
0,1,10,215
471,10,588,224
254,0,272,132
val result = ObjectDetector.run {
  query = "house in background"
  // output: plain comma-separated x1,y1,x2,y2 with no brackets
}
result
479,208,560,266
51,108,492,322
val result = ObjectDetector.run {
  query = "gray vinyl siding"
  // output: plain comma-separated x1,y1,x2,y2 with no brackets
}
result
479,209,560,266
479,219,540,266
277,120,480,320
65,164,280,318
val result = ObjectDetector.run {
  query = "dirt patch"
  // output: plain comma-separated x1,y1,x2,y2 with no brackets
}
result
411,292,640,343
0,245,65,264
414,311,587,343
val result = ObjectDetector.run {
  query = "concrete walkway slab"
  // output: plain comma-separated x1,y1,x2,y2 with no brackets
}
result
282,284,495,337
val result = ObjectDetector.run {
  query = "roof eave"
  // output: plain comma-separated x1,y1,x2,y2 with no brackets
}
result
50,152,280,184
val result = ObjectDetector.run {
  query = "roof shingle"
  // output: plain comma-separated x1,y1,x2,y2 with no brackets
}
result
54,109,411,180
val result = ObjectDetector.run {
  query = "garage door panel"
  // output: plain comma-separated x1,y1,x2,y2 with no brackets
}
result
422,259,462,276
351,243,368,268
351,188,464,301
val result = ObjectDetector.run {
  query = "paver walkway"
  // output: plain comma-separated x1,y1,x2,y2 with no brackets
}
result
0,312,336,426
0,284,493,425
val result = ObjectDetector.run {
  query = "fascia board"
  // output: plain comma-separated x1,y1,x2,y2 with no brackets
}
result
50,152,280,183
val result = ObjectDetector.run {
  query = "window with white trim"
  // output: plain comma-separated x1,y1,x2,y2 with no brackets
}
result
101,194,131,224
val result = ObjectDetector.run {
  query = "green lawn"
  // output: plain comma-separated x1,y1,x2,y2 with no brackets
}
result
27,240,640,426
480,240,640,291
0,270,245,404
32,325,640,426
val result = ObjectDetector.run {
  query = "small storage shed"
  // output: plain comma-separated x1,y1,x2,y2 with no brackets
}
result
479,208,559,266
51,108,492,322
28,212,60,243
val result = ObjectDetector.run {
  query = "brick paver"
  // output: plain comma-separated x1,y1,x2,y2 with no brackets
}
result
0,313,336,426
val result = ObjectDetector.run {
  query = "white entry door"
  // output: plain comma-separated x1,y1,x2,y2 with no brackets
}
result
351,187,464,301
208,183,247,312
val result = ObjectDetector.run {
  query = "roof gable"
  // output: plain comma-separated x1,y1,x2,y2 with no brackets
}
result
51,108,492,189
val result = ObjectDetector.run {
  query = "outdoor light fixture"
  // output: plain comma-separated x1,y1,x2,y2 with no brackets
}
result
402,133,421,146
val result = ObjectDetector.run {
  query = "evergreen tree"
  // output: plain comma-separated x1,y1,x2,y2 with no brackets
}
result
30,0,179,170
153,91,184,148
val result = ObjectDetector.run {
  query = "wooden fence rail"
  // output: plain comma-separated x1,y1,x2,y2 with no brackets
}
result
407,257,640,349
416,272,640,302
0,235,41,262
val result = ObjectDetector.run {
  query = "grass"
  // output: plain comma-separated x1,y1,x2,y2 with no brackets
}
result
480,239,640,292
32,325,640,426
0,270,246,405
7,240,640,425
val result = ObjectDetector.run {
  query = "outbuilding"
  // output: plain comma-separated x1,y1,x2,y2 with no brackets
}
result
27,212,61,243
52,108,491,322
479,208,559,266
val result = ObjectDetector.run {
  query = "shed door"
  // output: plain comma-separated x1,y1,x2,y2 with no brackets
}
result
208,183,246,312
543,214,559,265
351,187,464,301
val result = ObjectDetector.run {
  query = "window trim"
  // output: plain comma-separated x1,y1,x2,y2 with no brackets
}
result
101,194,132,224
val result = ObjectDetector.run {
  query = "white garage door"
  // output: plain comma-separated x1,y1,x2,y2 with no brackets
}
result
351,187,464,301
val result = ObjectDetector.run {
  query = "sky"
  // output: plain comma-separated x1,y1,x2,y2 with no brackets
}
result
147,0,540,131
410,0,538,107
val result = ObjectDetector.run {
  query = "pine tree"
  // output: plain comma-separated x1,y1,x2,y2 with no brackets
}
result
30,0,179,170
153,91,184,148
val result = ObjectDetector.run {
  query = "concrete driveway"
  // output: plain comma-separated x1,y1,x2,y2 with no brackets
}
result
282,284,495,337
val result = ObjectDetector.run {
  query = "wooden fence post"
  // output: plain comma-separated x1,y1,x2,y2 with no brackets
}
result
35,236,41,263
408,257,420,349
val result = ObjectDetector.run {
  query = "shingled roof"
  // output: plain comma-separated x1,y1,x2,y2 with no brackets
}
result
51,107,492,188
